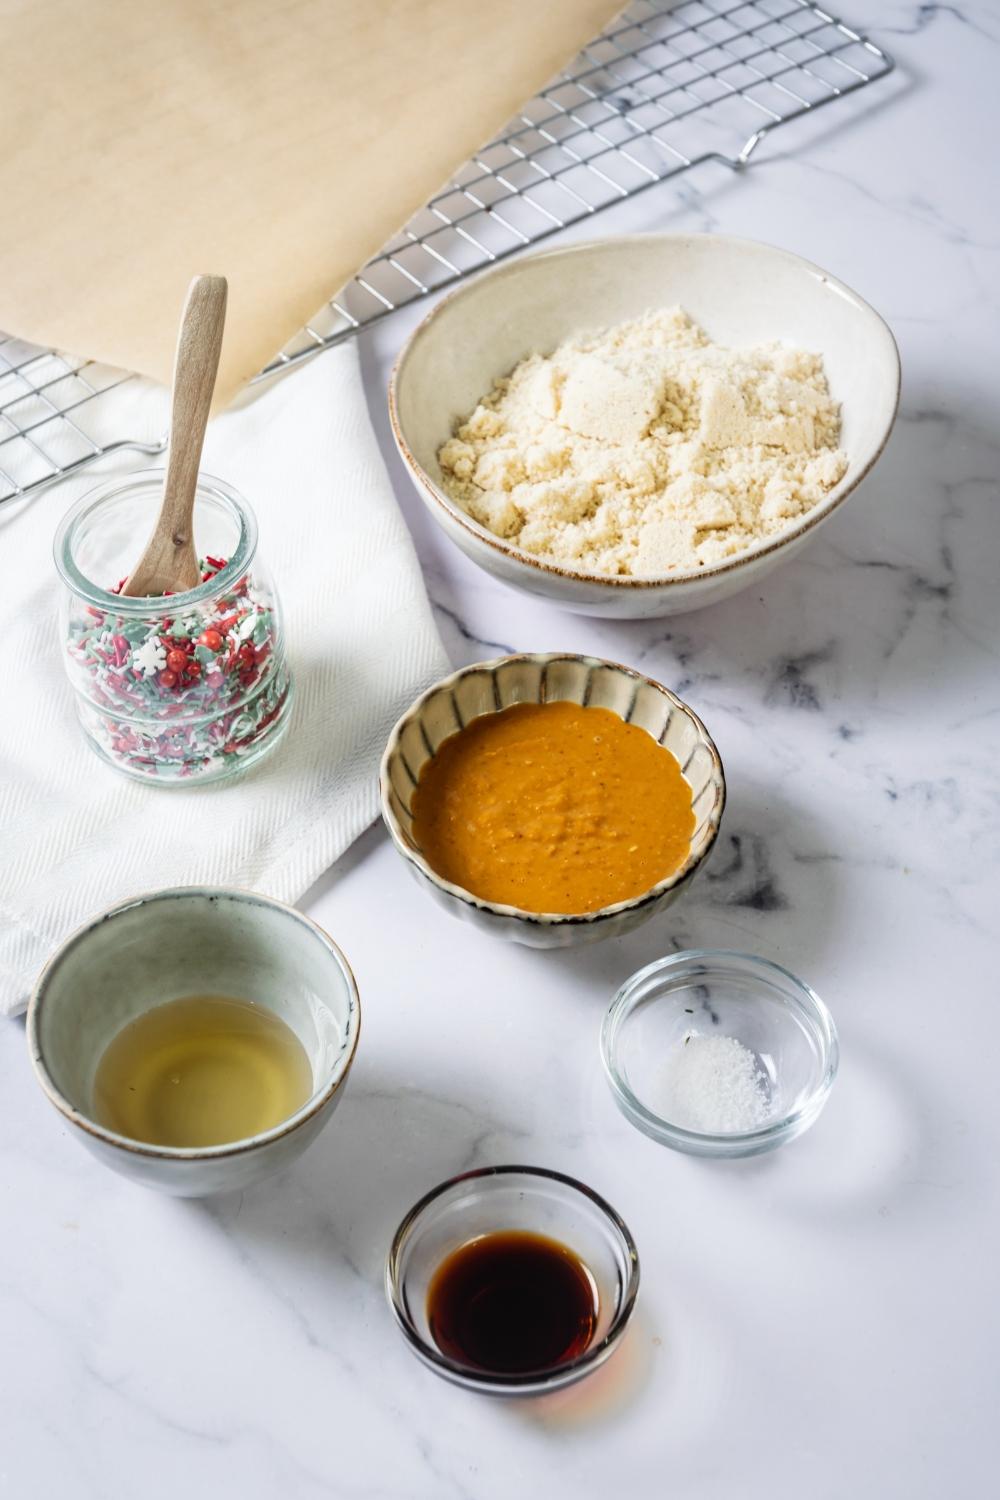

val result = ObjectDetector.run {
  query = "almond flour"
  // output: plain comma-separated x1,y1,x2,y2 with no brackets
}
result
437,308,848,576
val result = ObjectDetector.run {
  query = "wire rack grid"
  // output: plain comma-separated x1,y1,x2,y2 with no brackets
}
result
0,0,892,506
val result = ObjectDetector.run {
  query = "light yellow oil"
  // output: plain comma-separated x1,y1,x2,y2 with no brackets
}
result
92,994,313,1148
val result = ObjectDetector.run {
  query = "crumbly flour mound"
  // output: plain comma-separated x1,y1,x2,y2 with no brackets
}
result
437,308,848,576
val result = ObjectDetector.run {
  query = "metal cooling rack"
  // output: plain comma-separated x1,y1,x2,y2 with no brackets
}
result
0,0,892,505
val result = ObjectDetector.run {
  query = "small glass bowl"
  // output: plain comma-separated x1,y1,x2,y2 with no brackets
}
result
601,951,839,1159
386,1165,640,1395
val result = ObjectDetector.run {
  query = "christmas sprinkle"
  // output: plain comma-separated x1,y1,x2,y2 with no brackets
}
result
64,556,290,782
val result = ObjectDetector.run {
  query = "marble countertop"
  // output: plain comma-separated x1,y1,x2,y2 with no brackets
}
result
3,4,998,1495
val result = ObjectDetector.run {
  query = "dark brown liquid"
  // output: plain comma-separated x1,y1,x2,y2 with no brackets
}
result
426,1230,598,1375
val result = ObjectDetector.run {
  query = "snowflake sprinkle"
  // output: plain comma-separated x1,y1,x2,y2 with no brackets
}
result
132,636,167,679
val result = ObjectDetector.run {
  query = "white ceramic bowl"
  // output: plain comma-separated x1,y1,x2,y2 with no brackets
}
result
379,653,725,948
27,888,361,1196
389,232,900,618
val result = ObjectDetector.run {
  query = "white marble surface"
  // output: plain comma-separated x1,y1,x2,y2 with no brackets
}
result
3,5,999,1494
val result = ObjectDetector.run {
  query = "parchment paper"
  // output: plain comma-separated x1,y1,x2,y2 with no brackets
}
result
1,0,622,402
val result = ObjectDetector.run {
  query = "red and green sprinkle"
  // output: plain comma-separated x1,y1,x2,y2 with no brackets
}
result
65,558,290,781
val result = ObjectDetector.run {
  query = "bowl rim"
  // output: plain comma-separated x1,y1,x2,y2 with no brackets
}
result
388,229,901,592
26,885,362,1162
378,652,726,928
600,948,839,1152
385,1163,641,1391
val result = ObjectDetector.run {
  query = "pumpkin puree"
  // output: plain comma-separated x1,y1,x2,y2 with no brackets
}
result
411,701,695,914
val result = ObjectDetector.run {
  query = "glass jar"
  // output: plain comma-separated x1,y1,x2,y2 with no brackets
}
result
54,470,293,785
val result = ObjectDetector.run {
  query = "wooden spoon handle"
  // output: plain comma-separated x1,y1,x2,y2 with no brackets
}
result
122,274,227,596
163,272,228,521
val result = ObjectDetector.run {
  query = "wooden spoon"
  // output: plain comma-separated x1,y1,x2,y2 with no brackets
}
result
121,274,228,597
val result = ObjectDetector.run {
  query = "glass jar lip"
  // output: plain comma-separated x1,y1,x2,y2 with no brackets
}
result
53,468,258,613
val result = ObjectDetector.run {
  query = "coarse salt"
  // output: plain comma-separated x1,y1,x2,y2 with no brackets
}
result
660,1031,770,1134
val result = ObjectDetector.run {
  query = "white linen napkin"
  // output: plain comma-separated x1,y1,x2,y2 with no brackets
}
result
0,342,450,1016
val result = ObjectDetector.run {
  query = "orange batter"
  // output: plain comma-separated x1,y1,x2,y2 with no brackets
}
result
411,701,695,914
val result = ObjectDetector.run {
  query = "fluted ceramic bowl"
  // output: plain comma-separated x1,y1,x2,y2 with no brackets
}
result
379,654,725,948
27,888,361,1196
389,232,900,618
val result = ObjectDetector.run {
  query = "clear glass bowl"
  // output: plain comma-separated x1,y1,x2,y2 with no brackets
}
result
386,1165,640,1395
54,470,292,785
601,951,839,1159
